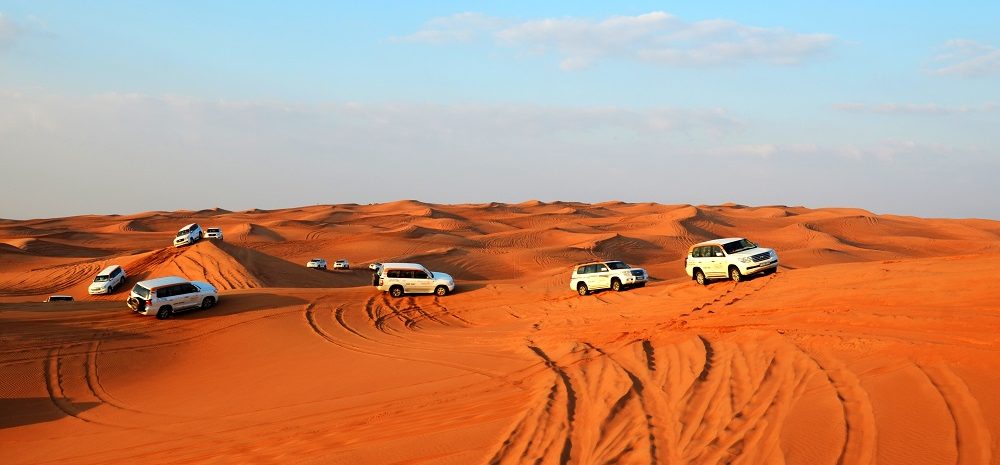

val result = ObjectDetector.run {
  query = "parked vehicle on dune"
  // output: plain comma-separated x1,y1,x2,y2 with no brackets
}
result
204,227,223,240
375,263,455,297
88,264,127,295
127,276,219,320
333,259,349,270
44,295,74,302
306,258,327,270
570,260,648,296
685,237,778,285
173,223,203,247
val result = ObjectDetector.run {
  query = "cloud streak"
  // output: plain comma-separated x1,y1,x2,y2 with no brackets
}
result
396,11,836,70
932,39,1000,77
833,102,998,115
0,12,22,51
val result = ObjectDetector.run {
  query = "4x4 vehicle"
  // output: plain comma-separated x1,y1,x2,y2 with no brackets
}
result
375,263,455,297
173,223,203,247
88,264,127,295
127,276,219,319
685,237,778,285
333,259,349,270
570,260,648,296
306,258,327,270
205,227,223,240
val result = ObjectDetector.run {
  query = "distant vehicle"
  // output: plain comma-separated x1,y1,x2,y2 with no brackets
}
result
306,258,327,270
173,223,203,247
127,276,219,320
685,237,778,285
570,260,648,296
374,262,455,297
204,227,223,240
88,264,127,295
333,259,349,270
44,295,74,302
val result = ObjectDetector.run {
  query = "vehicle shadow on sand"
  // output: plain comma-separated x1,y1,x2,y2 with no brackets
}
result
0,398,100,429
174,293,308,320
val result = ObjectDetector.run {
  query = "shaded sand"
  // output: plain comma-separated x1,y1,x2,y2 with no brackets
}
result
1,202,999,465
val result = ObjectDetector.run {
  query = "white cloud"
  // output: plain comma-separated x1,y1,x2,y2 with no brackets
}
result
932,39,1000,77
705,140,985,161
0,13,22,50
833,102,999,115
397,11,836,70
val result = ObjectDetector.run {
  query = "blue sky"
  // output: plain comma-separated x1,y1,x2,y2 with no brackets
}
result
1,1,998,219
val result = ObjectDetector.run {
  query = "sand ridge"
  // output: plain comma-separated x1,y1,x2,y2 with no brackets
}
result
1,201,999,465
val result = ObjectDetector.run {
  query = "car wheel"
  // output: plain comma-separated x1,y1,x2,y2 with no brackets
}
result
201,296,215,309
156,306,173,320
390,286,404,298
730,267,742,283
611,278,622,292
435,285,448,297
694,269,708,286
577,282,588,296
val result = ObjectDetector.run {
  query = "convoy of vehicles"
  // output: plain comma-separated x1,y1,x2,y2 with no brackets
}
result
35,219,781,319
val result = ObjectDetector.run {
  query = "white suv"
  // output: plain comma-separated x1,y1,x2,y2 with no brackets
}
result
333,259,349,270
88,264,127,295
306,258,327,270
570,260,648,296
205,227,223,240
127,276,219,319
685,237,778,285
173,223,203,247
375,263,455,297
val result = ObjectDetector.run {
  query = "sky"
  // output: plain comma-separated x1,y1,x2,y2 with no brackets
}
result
1,1,999,219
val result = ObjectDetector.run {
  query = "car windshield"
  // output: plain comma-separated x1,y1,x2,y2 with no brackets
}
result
311,259,323,262
722,239,757,254
132,284,150,299
94,275,109,282
176,229,189,237
606,261,631,270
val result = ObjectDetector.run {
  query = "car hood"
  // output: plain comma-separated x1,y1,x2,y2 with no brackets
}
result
729,247,775,258
192,281,217,293
431,272,454,282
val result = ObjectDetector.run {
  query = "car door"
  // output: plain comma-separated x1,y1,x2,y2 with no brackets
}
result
410,269,433,293
705,246,727,277
589,263,611,289
156,285,183,310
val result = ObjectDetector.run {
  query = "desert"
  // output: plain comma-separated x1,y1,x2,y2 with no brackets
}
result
2,201,999,465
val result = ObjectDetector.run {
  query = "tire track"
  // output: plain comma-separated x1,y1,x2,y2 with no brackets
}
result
918,364,992,465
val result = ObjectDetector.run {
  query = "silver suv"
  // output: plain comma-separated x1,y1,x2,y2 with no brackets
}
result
374,263,455,297
685,237,778,285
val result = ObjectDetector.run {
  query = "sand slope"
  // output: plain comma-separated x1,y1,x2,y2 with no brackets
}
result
1,202,999,465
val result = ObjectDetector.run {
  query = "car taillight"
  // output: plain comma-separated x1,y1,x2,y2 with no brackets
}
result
145,300,152,308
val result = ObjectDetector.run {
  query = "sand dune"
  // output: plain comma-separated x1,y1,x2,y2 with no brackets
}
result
1,202,999,465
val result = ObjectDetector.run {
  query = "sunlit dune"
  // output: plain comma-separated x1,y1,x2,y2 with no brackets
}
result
1,202,999,465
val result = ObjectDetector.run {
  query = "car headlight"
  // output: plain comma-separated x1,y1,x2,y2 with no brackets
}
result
739,257,753,263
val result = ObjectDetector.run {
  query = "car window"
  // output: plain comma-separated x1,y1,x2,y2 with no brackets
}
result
387,270,400,278
607,261,630,270
111,268,121,277
576,266,588,274
596,264,609,272
156,286,172,298
691,247,702,258
180,283,198,294
132,284,150,299
711,246,724,257
412,270,428,279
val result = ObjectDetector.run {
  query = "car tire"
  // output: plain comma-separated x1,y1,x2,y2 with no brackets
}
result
435,285,448,297
577,282,588,296
156,306,173,320
730,266,743,283
611,278,622,292
390,286,404,298
201,297,215,309
694,269,708,286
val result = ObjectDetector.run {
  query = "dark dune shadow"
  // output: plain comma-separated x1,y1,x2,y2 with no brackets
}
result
0,398,100,429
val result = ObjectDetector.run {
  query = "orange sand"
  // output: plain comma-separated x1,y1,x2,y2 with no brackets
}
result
1,201,999,464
